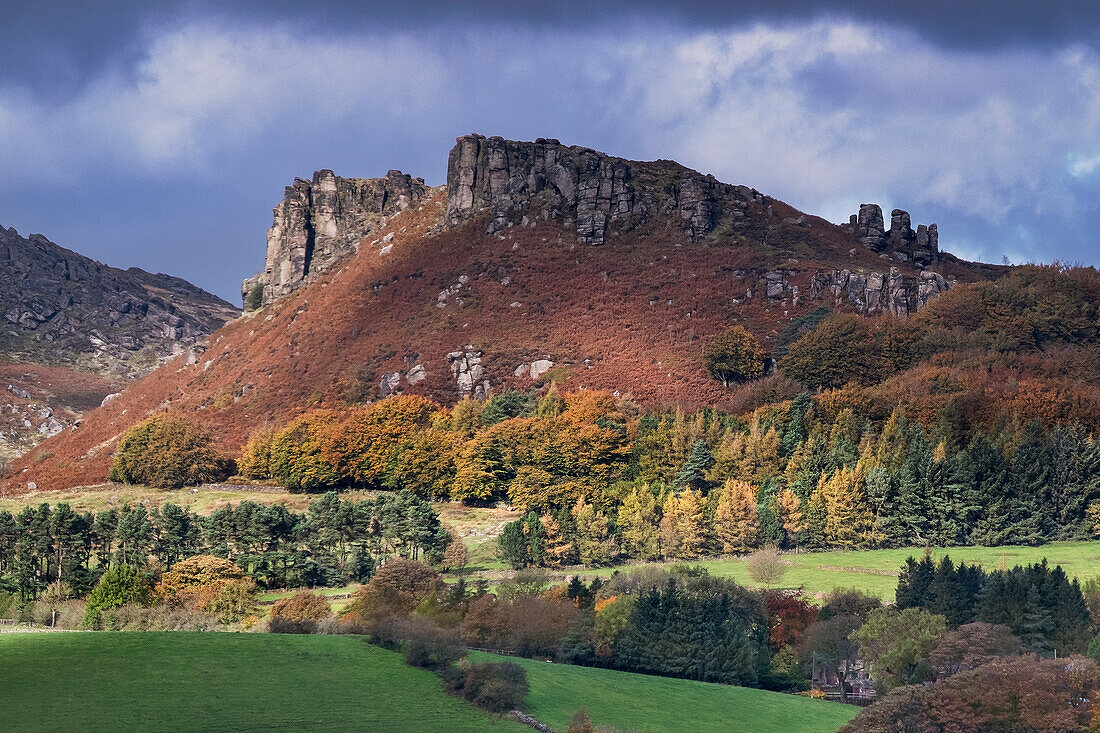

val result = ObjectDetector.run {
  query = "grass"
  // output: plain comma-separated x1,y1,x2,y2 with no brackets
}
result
588,542,1100,600
0,632,527,733
471,652,857,733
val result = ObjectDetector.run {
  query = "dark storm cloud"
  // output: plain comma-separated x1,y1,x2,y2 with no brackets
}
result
1,1,1098,301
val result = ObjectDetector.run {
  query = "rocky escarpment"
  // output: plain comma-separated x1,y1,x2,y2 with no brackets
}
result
243,169,429,307
445,134,766,245
849,204,939,267
0,225,238,378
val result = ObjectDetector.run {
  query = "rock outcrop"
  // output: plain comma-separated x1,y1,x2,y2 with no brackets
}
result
448,347,489,398
850,204,939,267
0,225,238,378
810,267,952,316
445,134,764,245
243,169,428,306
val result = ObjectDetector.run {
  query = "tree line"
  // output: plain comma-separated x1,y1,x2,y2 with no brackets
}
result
0,491,449,599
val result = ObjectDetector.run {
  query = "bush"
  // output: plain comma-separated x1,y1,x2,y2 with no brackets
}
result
746,546,787,588
84,565,152,629
109,413,229,488
157,555,245,599
270,591,331,633
447,661,529,713
402,617,465,671
344,558,441,618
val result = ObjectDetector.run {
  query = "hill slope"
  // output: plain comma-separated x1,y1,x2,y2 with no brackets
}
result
0,633,527,733
475,651,857,733
3,134,1008,492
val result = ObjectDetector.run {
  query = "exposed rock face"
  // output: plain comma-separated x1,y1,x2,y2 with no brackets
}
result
244,169,428,306
448,347,489,398
852,204,939,267
445,134,763,245
857,204,887,251
810,267,953,316
514,359,554,380
0,225,238,378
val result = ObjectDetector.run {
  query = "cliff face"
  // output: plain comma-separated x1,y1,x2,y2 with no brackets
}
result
445,133,765,245
0,225,238,378
243,169,430,306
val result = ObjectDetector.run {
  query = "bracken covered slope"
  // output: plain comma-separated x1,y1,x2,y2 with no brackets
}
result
2,135,1005,493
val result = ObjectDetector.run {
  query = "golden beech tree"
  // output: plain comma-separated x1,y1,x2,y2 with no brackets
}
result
325,395,440,486
713,479,759,553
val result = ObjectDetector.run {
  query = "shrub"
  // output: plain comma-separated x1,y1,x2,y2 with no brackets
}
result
244,282,264,311
447,661,529,713
84,565,153,628
157,555,244,600
402,617,465,671
109,413,229,488
270,591,331,633
746,546,787,588
346,558,441,617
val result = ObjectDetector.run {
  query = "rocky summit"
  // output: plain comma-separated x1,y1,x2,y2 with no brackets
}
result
445,133,766,244
0,225,238,379
12,132,1012,492
242,169,431,307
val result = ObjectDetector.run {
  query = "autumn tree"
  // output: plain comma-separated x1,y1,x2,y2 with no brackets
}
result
617,485,661,560
713,479,758,554
110,413,229,489
572,496,617,566
269,410,343,491
660,490,708,559
704,325,765,387
780,313,873,390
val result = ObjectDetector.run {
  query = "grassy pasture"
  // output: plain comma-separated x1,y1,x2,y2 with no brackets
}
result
471,651,858,733
0,632,527,733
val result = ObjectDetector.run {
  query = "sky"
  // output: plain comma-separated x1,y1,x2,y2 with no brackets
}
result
2,1,1100,304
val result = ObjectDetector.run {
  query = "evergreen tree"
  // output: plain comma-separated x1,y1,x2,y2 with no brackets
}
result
675,440,715,492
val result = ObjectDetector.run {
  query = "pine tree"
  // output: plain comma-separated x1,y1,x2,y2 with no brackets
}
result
676,440,715,492
779,393,813,457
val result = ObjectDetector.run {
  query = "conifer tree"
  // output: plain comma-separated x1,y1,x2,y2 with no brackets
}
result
675,440,715,492
713,479,758,553
618,485,661,560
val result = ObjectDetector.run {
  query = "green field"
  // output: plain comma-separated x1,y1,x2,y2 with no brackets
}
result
472,652,857,733
578,541,1100,599
0,633,527,733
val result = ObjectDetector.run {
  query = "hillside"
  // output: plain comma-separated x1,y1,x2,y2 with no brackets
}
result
2,134,1014,492
0,225,240,462
0,633,528,733
0,225,238,377
474,652,856,732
